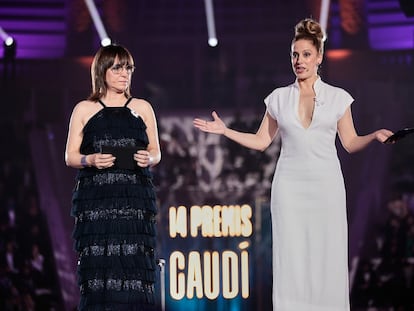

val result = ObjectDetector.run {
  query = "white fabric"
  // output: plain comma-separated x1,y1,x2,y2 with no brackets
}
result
264,77,353,311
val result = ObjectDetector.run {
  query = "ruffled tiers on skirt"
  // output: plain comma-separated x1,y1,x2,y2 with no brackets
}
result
71,170,157,310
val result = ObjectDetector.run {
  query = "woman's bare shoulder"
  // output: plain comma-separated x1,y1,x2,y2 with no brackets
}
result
129,97,152,108
129,98,155,113
128,98,156,123
71,100,103,125
72,100,102,115
73,99,97,111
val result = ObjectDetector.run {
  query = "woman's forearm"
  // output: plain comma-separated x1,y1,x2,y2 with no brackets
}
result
223,127,272,152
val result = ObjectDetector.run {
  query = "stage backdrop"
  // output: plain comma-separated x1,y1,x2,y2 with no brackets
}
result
152,113,279,310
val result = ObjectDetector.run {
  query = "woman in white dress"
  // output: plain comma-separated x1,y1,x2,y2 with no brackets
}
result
193,18,393,311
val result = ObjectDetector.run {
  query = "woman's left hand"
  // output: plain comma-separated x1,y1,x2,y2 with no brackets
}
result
134,149,153,167
375,129,394,143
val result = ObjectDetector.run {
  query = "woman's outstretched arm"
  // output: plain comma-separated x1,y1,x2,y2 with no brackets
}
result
193,110,279,152
337,106,394,153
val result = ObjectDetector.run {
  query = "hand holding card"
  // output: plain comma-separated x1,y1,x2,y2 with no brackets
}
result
384,127,414,144
101,145,140,170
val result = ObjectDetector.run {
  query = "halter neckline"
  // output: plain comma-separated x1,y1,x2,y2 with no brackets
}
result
98,97,133,108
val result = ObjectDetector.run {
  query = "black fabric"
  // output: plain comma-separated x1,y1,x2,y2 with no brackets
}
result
71,99,157,310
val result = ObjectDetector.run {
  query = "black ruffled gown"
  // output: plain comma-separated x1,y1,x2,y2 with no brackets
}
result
71,98,157,310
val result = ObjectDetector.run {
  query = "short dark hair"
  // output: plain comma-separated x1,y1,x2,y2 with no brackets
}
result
88,44,134,101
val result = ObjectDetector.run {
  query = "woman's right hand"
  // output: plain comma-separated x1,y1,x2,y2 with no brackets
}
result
88,153,116,169
193,111,227,135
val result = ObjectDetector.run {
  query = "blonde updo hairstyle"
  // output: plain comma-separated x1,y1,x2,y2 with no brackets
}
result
293,18,325,55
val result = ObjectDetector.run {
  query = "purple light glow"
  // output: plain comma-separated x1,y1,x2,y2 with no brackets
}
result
0,34,66,59
366,0,414,50
369,25,414,50
0,3,66,59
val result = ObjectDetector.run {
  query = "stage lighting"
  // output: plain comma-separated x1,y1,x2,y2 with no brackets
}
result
319,0,330,42
5,36,14,47
84,0,111,47
0,26,15,50
2,31,17,81
3,37,16,61
101,37,111,47
204,0,218,47
208,38,218,47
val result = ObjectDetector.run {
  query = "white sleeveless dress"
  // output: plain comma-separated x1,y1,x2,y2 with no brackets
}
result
264,77,353,311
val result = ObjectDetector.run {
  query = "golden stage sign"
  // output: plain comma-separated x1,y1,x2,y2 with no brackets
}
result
169,204,253,300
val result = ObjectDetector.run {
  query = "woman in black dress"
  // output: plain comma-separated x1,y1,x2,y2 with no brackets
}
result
65,44,161,310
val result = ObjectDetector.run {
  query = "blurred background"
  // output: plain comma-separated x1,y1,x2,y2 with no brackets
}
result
0,0,414,310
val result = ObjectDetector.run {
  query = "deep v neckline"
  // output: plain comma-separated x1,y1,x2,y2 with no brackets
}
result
296,93,316,130
295,77,320,130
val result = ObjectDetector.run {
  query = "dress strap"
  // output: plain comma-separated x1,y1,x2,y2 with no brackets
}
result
124,97,133,107
98,100,106,108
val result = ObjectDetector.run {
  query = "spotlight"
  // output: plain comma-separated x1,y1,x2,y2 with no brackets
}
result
84,0,111,47
1,27,17,81
208,38,218,47
204,0,218,47
0,26,16,53
319,0,330,42
101,37,111,47
5,36,14,46
3,36,16,61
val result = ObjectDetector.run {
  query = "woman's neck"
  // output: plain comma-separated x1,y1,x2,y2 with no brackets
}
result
101,92,128,107
297,75,318,91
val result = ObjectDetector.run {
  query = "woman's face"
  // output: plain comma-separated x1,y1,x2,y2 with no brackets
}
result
291,39,322,81
105,56,134,94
